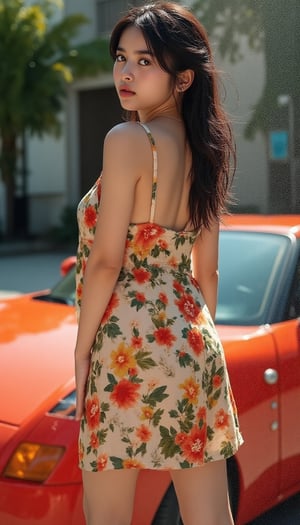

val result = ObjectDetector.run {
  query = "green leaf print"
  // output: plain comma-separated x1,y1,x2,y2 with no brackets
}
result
136,442,147,456
146,334,155,343
104,322,122,338
110,457,124,469
169,409,179,418
135,350,156,369
180,460,191,468
104,373,117,392
207,425,214,441
152,408,164,426
220,441,234,459
159,426,181,458
143,386,169,407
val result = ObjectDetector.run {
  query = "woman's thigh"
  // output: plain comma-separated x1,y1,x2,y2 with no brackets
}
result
170,460,234,525
82,469,139,525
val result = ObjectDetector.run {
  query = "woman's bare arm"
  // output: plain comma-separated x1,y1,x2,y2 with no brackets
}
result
74,124,143,419
191,220,220,320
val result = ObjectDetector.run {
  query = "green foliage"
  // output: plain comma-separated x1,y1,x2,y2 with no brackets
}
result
48,205,78,246
0,0,110,235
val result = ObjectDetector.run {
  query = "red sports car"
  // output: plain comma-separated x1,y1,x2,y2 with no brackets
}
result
0,215,299,525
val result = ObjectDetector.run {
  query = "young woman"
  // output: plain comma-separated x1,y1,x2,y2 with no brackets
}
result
74,2,243,524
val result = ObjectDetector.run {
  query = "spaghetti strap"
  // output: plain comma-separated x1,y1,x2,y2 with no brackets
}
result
138,122,158,223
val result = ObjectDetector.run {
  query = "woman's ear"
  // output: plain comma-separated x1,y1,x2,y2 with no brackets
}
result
176,69,194,92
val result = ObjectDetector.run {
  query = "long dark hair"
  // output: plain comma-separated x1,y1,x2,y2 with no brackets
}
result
110,2,236,229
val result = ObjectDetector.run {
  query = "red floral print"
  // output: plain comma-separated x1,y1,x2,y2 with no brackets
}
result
159,292,168,305
181,424,207,464
187,328,204,355
110,379,140,409
84,205,97,229
90,432,99,449
97,453,108,471
85,395,100,430
133,267,151,284
154,327,176,347
135,224,165,251
213,375,222,389
136,424,152,442
102,293,119,324
175,293,200,322
215,409,230,429
131,336,143,348
135,292,146,303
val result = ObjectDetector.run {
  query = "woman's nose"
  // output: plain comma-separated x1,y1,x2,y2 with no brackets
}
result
121,63,133,81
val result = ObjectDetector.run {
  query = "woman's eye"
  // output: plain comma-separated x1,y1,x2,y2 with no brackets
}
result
115,54,125,62
139,58,150,66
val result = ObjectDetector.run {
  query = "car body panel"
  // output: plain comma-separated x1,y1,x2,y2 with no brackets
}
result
0,215,300,525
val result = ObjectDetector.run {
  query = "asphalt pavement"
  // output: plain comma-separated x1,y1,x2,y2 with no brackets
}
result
0,247,300,524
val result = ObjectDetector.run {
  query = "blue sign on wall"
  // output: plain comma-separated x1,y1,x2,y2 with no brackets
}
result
269,130,289,161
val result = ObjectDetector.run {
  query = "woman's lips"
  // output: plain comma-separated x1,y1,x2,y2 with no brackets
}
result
119,88,135,97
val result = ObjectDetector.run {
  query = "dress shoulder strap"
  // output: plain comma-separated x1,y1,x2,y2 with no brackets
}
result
138,122,158,224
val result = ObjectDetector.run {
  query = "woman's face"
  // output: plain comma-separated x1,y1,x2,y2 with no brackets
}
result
113,25,175,118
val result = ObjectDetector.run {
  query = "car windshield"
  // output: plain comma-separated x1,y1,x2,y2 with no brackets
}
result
216,231,290,325
41,231,290,326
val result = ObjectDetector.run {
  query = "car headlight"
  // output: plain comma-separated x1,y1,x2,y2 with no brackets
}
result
48,390,76,418
3,442,65,482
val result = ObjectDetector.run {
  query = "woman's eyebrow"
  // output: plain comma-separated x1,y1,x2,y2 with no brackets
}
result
116,46,154,56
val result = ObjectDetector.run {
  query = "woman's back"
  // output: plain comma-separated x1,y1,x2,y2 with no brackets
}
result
129,119,193,232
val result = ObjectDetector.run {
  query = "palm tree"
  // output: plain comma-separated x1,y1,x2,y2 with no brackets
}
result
0,0,110,237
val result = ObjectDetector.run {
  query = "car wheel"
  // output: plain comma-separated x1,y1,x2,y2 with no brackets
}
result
227,457,239,521
151,483,182,525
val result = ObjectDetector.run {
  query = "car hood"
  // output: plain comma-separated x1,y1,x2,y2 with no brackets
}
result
0,294,77,426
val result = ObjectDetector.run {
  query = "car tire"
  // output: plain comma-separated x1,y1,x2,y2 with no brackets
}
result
151,483,182,525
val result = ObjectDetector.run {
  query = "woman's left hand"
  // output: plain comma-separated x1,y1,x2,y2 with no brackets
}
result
75,354,90,420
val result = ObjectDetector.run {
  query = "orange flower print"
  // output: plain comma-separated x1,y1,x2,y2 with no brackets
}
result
154,327,176,347
181,424,207,464
133,224,165,256
175,432,188,447
97,453,108,471
213,375,222,389
89,432,99,449
136,424,152,442
102,293,119,324
159,292,168,305
76,282,83,301
215,409,229,429
197,406,207,422
175,293,200,322
110,342,136,378
79,440,84,462
85,395,100,430
187,328,205,356
179,377,200,405
110,379,140,409
131,336,143,349
141,406,154,420
133,267,151,284
158,239,168,250
123,458,145,469
84,205,97,229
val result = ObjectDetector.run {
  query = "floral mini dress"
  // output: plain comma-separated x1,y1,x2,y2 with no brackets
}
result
76,122,243,472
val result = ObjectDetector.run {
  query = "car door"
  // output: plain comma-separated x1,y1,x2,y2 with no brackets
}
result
273,253,300,493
